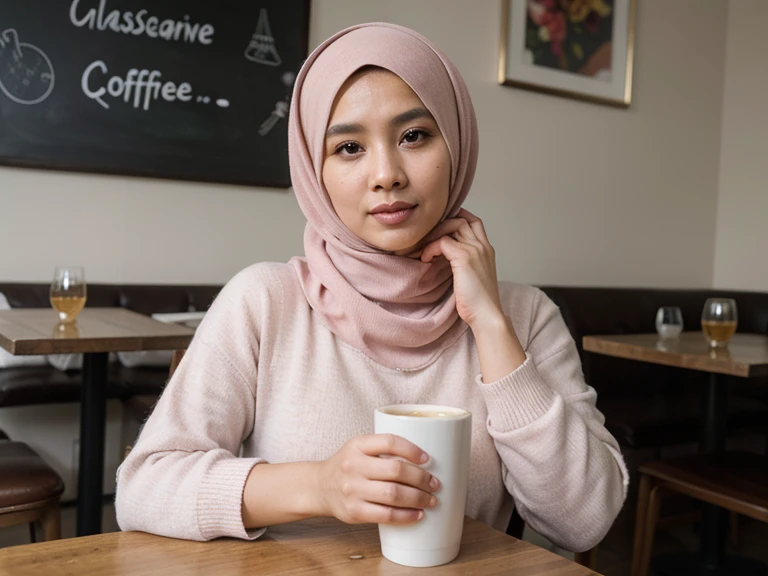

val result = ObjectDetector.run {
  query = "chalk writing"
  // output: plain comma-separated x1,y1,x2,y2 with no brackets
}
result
82,61,194,110
70,0,215,45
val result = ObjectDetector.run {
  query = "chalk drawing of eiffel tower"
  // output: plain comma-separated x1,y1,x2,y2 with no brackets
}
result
245,8,281,66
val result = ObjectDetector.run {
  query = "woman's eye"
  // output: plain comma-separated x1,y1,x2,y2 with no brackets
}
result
336,142,361,155
402,129,427,144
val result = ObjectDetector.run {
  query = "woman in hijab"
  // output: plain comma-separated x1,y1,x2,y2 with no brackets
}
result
116,23,627,553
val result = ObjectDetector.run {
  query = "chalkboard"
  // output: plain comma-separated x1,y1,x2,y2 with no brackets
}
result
0,1,310,187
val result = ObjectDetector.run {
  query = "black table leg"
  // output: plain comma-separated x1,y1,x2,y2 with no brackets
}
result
700,373,727,455
653,373,767,576
76,352,109,537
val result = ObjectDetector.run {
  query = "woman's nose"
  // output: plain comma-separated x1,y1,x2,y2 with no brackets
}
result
368,146,408,191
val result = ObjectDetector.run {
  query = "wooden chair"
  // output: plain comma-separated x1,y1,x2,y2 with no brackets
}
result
0,429,65,542
168,349,185,378
506,507,598,570
631,452,768,576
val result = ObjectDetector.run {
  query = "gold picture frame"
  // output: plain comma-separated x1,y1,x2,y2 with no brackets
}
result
498,0,636,108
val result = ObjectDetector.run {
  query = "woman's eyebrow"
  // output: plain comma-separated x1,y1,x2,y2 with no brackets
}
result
326,122,364,138
325,108,434,139
391,107,432,126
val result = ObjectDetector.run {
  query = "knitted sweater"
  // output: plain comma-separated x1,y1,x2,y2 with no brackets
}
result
116,262,628,551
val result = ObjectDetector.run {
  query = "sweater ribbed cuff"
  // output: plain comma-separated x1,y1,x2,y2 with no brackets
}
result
197,457,266,541
475,354,557,431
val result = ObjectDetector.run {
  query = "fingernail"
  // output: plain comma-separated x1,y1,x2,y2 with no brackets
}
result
417,510,424,520
420,453,429,464
429,496,438,508
429,476,440,490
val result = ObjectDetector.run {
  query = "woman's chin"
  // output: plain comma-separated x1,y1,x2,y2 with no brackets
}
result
391,239,429,259
366,240,422,258
365,234,421,256
394,246,423,259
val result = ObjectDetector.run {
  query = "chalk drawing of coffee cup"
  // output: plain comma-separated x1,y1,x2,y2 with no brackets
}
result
0,28,55,105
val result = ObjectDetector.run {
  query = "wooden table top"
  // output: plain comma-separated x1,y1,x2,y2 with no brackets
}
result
0,517,598,576
583,332,768,378
0,308,195,355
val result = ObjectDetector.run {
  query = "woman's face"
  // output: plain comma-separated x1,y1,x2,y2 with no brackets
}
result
322,69,451,254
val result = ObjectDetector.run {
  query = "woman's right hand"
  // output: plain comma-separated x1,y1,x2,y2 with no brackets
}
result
315,434,441,525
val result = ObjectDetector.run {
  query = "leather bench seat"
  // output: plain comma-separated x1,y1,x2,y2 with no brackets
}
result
0,363,172,407
0,366,126,407
111,364,170,397
0,439,65,509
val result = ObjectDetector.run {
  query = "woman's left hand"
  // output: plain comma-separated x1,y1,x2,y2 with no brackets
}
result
420,212,504,331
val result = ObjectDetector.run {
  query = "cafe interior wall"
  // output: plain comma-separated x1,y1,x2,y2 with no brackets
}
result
712,0,768,293
0,0,739,505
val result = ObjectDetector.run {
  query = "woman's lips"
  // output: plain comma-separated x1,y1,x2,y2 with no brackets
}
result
370,206,417,225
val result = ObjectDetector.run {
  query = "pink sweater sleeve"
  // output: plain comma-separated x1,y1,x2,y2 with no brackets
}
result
115,269,271,541
476,289,629,552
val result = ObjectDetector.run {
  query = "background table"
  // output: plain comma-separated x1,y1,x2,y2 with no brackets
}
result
0,516,600,575
583,332,768,575
0,308,194,536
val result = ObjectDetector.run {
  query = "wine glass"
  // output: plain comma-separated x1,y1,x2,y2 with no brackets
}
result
50,267,87,323
655,307,683,340
701,298,738,348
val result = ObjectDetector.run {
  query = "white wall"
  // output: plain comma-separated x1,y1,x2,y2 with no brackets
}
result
0,169,306,285
0,0,729,288
713,0,768,292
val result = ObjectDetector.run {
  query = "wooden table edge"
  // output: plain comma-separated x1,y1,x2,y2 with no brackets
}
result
0,332,15,355
582,335,755,378
8,335,195,356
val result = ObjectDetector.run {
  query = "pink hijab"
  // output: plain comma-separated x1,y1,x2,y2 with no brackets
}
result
288,23,479,370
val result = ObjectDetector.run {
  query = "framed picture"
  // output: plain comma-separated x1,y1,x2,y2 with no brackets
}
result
498,0,635,107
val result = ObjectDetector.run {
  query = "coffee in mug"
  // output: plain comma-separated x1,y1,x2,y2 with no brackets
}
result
378,408,454,418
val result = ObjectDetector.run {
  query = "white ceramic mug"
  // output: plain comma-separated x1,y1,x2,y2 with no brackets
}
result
374,404,472,568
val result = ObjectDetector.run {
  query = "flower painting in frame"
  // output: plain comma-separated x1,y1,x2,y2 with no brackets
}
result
499,0,635,107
